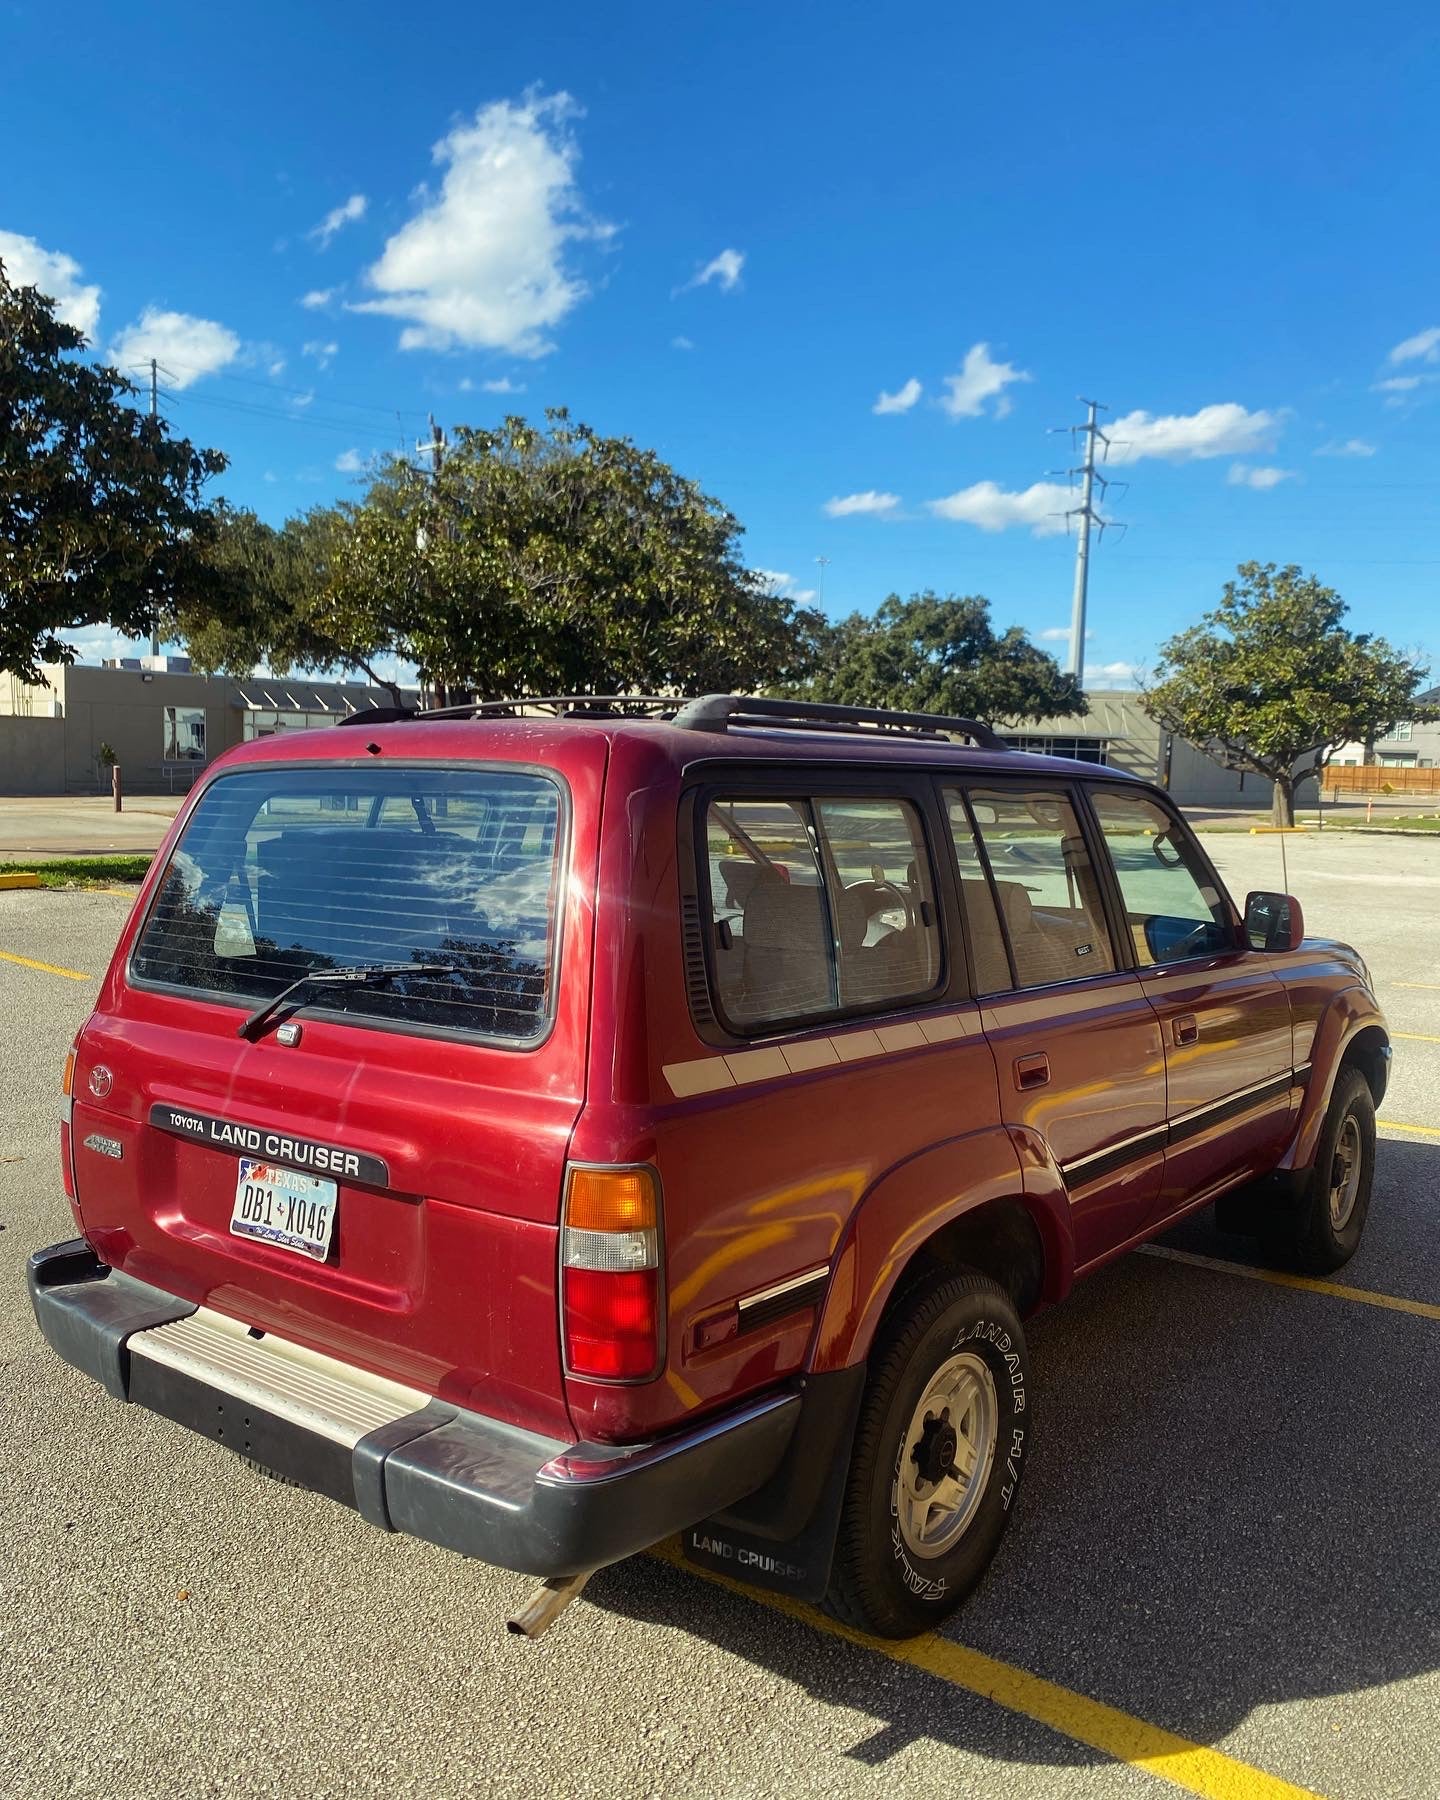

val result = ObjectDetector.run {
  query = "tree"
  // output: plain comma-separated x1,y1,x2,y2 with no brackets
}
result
0,260,227,682
297,411,822,701
797,592,1084,724
1142,562,1430,826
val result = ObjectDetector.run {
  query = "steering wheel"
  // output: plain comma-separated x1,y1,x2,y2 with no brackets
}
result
850,879,915,934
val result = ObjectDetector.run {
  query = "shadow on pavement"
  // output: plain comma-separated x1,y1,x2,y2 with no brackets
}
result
589,1139,1440,1772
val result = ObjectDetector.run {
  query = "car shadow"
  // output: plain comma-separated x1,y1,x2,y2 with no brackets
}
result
585,1137,1440,1772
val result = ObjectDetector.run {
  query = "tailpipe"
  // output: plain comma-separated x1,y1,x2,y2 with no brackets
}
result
506,1572,591,1639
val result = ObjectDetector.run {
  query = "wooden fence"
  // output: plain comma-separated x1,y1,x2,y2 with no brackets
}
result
1324,764,1440,797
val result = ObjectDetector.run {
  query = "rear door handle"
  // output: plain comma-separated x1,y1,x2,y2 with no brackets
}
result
1172,1013,1200,1047
1013,1053,1051,1091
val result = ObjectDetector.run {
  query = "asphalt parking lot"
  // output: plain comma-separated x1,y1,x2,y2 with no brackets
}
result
2,829,1437,1800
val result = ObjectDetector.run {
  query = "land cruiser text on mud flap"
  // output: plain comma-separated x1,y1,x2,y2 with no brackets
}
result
29,694,1390,1638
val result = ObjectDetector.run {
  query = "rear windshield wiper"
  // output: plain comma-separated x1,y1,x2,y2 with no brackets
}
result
237,963,452,1042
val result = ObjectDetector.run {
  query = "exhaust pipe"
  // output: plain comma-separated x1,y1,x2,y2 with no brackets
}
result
506,1572,591,1639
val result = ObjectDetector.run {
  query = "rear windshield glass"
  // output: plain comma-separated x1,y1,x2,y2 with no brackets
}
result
131,766,564,1044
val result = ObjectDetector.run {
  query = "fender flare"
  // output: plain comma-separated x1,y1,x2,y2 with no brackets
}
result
1280,991,1390,1174
809,1125,1074,1374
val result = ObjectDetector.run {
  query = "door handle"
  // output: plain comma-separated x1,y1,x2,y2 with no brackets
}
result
1172,1014,1200,1047
1013,1053,1051,1091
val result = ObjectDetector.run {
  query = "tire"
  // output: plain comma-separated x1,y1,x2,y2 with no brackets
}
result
1259,1065,1375,1274
826,1271,1031,1638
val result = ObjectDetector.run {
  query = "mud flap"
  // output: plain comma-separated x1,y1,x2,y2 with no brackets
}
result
681,1364,865,1602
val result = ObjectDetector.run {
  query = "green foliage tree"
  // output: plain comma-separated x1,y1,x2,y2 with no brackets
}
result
797,592,1084,724
1142,562,1430,826
0,260,227,682
297,410,823,701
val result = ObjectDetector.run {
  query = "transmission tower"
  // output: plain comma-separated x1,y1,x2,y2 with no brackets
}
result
1052,398,1124,687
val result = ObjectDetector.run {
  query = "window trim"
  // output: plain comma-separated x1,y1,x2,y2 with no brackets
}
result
686,773,951,1043
1077,781,1244,971
124,759,572,1053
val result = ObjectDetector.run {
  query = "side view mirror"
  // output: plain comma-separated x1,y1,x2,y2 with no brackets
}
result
1244,890,1305,953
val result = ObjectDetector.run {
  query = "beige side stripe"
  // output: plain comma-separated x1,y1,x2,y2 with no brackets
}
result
663,1009,977,1098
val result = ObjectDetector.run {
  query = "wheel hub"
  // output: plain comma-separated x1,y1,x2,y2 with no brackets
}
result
911,1412,959,1486
895,1350,999,1560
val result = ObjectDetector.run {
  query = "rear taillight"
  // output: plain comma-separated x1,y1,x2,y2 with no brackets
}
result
60,1042,78,1206
561,1166,663,1380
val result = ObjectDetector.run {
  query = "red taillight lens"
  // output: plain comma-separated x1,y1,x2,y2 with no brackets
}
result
561,1165,663,1381
563,1268,660,1378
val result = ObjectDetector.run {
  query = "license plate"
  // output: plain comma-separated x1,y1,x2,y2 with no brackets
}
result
230,1159,338,1262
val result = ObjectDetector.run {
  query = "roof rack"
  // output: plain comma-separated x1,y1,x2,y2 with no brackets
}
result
672,694,1008,750
333,692,1008,750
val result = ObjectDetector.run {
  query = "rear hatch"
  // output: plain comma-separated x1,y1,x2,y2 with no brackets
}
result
69,730,604,1441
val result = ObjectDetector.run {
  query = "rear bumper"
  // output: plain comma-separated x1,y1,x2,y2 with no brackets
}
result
27,1239,800,1579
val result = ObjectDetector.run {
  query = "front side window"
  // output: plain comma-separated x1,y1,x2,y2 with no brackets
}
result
131,766,564,1043
163,706,206,761
1089,788,1232,965
702,792,941,1029
962,788,1117,989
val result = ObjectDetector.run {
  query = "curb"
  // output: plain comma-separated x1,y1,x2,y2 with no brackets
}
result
0,872,41,890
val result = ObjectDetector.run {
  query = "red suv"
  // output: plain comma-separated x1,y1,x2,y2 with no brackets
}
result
29,695,1389,1638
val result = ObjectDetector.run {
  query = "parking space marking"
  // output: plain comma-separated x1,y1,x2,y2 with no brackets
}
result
1378,1119,1440,1138
1392,982,1440,991
0,949,91,981
1139,1244,1440,1322
1391,1032,1440,1044
652,1545,1321,1799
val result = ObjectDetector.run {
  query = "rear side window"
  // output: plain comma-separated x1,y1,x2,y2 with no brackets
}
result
703,794,940,1030
957,787,1116,989
131,766,564,1043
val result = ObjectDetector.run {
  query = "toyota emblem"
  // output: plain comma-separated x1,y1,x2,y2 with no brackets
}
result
88,1065,113,1099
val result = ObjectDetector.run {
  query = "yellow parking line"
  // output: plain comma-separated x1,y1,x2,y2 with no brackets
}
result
1391,1032,1440,1044
1379,1119,1440,1137
1139,1244,1440,1322
0,948,91,982
1392,982,1440,991
651,1544,1320,1799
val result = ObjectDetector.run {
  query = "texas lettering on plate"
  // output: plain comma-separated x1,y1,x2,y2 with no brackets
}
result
230,1159,338,1261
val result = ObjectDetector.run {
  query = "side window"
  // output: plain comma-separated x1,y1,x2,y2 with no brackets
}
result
705,799,835,1024
1090,789,1233,965
813,798,941,1007
964,788,1117,988
944,793,1014,994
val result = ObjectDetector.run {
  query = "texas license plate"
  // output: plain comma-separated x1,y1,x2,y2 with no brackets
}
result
230,1159,338,1262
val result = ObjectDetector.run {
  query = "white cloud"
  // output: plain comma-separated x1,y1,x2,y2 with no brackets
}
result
671,335,695,351
1315,438,1376,458
753,569,818,604
335,448,366,473
108,308,240,388
927,480,1071,536
679,248,744,295
1373,374,1430,404
940,343,1031,419
1388,326,1440,365
355,91,611,356
1089,660,1140,685
290,390,315,410
1105,403,1280,464
0,230,102,337
300,287,336,309
302,339,339,369
1039,626,1092,642
481,376,524,393
309,194,367,249
873,377,922,415
1227,463,1296,489
823,490,900,518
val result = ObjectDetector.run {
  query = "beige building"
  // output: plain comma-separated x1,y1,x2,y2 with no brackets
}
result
0,659,414,795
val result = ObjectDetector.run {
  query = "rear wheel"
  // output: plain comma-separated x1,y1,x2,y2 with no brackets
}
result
1259,1066,1375,1274
826,1271,1030,1638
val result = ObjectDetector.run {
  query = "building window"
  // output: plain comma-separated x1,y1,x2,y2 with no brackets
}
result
1381,722,1413,742
241,708,341,741
999,735,1109,765
163,706,207,761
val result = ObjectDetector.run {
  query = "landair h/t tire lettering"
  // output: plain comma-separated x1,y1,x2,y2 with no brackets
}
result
825,1271,1031,1639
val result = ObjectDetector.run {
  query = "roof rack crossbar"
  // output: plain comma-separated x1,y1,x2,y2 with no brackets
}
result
673,693,1009,750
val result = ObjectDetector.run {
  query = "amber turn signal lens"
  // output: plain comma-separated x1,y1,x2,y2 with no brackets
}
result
564,1166,657,1234
61,1049,76,1097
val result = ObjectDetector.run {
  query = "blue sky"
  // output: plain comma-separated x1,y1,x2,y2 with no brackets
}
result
4,0,1439,689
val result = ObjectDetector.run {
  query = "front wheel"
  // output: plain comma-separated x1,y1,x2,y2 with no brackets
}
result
1260,1066,1376,1274
826,1271,1031,1638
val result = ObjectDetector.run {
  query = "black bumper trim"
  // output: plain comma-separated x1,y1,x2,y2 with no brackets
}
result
25,1240,802,1579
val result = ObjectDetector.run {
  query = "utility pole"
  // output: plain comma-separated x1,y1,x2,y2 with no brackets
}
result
815,555,830,609
1061,398,1109,689
149,360,161,658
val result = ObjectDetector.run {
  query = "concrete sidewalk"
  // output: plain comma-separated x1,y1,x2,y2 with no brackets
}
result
0,796,185,861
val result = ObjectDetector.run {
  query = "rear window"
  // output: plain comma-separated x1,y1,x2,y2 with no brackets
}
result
131,766,564,1044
